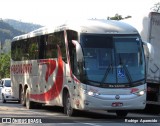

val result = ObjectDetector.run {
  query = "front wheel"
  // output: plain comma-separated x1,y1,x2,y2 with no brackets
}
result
64,92,76,116
116,110,128,118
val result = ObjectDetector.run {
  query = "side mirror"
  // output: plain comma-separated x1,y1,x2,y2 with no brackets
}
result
71,40,85,81
72,40,83,62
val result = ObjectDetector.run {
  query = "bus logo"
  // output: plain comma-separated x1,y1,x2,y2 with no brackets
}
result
115,95,120,100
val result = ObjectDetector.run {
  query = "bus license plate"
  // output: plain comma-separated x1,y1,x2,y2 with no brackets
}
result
112,102,123,107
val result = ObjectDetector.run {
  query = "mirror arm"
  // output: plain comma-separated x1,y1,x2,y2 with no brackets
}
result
72,40,83,62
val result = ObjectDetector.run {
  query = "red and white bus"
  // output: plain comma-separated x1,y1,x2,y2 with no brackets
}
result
11,19,146,117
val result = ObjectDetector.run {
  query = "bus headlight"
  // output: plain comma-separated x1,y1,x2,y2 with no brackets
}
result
85,90,99,96
83,89,100,96
133,90,145,96
131,88,145,96
88,91,94,96
138,90,145,96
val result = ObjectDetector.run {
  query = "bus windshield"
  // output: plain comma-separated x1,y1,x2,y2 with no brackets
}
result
80,34,145,87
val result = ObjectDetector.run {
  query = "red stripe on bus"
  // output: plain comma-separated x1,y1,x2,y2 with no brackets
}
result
39,59,56,82
30,46,63,101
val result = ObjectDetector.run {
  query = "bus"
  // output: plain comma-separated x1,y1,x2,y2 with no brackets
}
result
11,19,146,117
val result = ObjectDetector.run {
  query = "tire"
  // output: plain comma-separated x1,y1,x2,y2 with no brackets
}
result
25,88,35,109
20,87,26,106
64,92,76,116
116,110,128,118
2,94,6,103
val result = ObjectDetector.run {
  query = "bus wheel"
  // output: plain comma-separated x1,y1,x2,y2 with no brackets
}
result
25,88,35,109
116,110,128,118
20,87,26,106
64,92,75,116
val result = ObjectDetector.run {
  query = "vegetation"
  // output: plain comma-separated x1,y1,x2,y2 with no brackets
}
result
0,52,10,78
0,20,23,45
4,19,42,33
151,2,160,12
0,19,42,79
107,14,132,20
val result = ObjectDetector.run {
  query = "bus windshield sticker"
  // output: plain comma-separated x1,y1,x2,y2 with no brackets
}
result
117,68,125,78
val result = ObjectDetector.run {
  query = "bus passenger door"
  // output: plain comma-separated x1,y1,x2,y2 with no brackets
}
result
66,30,81,108
68,42,80,108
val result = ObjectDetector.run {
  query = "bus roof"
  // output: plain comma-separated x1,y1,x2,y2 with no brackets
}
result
12,19,139,41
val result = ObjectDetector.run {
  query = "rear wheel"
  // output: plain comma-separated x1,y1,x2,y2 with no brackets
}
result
116,110,128,118
25,88,35,109
20,87,26,106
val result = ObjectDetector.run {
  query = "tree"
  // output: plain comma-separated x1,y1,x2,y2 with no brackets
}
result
107,14,132,20
151,2,160,12
0,52,11,78
3,39,11,53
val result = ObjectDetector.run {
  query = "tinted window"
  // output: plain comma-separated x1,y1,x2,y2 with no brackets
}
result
4,80,11,87
12,31,66,61
81,35,113,48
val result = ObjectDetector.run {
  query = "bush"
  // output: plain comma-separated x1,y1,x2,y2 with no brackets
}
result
0,52,10,78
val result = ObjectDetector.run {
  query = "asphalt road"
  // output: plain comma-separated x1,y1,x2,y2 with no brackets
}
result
0,100,160,126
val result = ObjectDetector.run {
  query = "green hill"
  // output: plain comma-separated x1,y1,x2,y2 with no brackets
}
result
4,19,43,33
0,20,24,44
0,19,43,45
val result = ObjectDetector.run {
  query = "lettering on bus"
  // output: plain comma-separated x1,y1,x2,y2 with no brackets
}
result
109,85,126,88
11,64,32,74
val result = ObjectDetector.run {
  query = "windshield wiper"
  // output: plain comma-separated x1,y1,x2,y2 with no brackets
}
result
100,64,112,85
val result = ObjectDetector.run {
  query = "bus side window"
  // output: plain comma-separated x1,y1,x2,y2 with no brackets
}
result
11,41,16,61
30,37,39,59
58,31,67,62
44,31,66,61
54,31,67,62
39,35,45,59
45,33,57,59
15,40,23,61
22,39,29,60
12,40,24,61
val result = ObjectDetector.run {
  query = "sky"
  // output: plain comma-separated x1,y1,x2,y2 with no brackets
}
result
0,0,159,27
